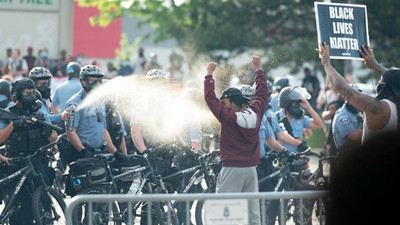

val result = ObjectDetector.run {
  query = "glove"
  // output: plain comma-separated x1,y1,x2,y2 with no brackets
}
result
79,148,94,158
297,141,309,152
114,151,128,162
41,127,52,139
12,117,27,129
282,149,296,163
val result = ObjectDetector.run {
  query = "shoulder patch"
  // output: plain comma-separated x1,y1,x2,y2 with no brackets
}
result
339,116,350,124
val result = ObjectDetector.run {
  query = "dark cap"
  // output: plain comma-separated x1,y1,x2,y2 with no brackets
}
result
220,87,248,99
383,68,400,98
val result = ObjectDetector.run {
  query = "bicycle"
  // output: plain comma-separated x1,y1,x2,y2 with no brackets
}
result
0,134,67,225
305,150,338,225
257,149,318,225
70,144,182,225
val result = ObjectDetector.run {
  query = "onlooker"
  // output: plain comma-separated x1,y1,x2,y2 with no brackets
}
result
117,59,134,76
143,52,162,75
167,52,185,84
36,48,54,72
316,43,400,142
1,48,12,75
301,67,320,111
8,48,28,80
53,49,69,76
133,47,147,75
23,46,37,72
204,56,269,225
104,62,118,79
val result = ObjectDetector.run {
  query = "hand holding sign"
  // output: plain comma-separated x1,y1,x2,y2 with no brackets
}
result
358,46,378,68
315,43,331,66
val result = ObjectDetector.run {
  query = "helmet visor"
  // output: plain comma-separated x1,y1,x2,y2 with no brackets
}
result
287,87,311,100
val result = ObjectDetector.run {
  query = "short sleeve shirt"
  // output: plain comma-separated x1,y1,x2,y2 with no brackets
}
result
66,89,106,148
332,105,363,148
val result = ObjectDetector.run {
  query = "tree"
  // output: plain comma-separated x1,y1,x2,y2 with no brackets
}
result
78,0,400,74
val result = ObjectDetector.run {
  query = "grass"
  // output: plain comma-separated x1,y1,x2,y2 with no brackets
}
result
303,128,326,149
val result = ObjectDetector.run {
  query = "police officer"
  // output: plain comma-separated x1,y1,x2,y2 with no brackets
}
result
332,100,363,154
270,76,289,112
51,62,82,114
130,69,170,153
28,67,67,126
0,79,13,108
65,65,126,163
0,78,57,225
276,86,324,152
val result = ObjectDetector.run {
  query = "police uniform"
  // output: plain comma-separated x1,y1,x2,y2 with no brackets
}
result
332,105,363,149
269,92,280,113
66,89,106,157
277,109,311,152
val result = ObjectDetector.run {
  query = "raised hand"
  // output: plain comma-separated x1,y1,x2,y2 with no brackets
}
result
207,62,218,75
315,42,331,66
252,56,262,71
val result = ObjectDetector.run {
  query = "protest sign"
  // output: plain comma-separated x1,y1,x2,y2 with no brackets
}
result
315,2,369,60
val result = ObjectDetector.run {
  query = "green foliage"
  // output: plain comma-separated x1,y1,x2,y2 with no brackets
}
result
78,0,400,76
114,34,143,61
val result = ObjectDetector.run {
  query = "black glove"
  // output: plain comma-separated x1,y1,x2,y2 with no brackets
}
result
12,117,27,129
282,149,296,163
114,151,128,162
297,141,309,152
79,148,94,158
41,126,52,139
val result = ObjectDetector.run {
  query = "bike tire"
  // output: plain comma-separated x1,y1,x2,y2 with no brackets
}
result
72,186,121,225
194,186,215,225
32,186,66,225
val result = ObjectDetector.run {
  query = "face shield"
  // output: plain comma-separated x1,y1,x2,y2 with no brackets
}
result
287,87,311,101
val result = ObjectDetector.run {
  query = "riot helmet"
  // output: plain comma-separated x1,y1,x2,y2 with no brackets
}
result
145,69,169,80
11,78,41,111
67,62,81,78
273,76,289,93
80,65,104,92
0,79,11,98
267,80,273,96
279,86,311,119
28,67,52,99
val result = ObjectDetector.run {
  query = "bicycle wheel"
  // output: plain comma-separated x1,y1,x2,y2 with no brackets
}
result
32,186,66,225
72,186,121,225
52,168,66,198
194,186,215,225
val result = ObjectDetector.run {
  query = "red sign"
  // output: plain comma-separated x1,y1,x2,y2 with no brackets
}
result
73,2,121,58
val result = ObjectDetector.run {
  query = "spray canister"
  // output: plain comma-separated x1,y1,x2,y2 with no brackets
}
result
67,104,77,131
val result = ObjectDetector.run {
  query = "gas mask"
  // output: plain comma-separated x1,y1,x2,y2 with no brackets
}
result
288,101,304,119
20,92,42,112
84,79,101,93
36,83,51,99
376,82,393,100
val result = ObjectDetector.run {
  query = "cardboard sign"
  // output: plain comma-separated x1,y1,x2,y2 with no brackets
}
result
315,2,370,60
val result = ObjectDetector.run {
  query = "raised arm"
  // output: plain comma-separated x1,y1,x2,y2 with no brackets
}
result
359,46,387,76
316,43,390,130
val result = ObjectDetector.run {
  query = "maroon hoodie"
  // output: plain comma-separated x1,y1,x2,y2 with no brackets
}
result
204,70,269,167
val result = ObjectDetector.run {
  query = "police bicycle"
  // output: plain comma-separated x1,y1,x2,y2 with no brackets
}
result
0,134,67,225
257,149,319,225
70,145,181,225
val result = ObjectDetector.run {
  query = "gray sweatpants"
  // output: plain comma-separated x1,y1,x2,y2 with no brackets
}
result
216,166,260,225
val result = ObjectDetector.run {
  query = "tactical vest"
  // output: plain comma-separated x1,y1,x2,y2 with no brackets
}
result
0,99,10,109
5,105,50,157
106,107,123,147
